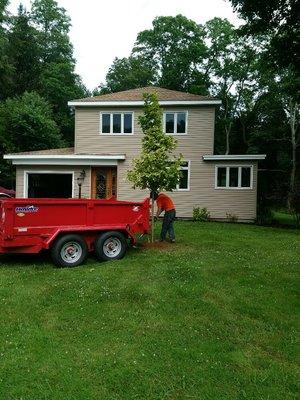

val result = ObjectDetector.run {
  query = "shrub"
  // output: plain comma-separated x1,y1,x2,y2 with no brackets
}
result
288,190,300,227
193,207,210,222
226,213,238,223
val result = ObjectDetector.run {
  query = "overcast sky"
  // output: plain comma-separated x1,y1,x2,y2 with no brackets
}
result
8,0,242,91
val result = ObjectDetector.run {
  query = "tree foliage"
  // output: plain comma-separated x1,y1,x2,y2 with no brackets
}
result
128,93,182,192
133,15,207,93
229,0,299,71
31,0,73,63
0,91,63,153
8,5,41,95
0,92,64,186
97,56,155,94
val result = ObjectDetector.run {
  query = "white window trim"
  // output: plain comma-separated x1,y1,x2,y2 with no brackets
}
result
173,161,191,191
99,111,134,135
215,165,253,190
163,111,188,135
23,170,75,198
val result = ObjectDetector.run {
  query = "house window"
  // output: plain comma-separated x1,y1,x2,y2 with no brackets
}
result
100,112,133,134
215,166,252,189
164,112,187,134
175,161,190,190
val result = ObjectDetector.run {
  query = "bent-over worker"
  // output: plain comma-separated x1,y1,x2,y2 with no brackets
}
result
152,192,176,242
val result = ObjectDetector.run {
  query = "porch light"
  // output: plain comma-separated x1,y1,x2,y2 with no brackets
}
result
77,170,86,199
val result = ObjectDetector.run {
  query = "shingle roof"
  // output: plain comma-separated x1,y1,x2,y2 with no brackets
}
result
7,147,75,156
71,86,216,103
5,147,124,157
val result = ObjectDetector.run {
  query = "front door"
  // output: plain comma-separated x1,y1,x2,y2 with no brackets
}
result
91,167,117,199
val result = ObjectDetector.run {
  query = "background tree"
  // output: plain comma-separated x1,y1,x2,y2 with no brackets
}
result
0,0,13,100
128,93,182,241
229,0,299,72
31,0,87,143
133,15,208,93
8,5,41,95
31,0,72,64
97,56,155,94
0,91,64,187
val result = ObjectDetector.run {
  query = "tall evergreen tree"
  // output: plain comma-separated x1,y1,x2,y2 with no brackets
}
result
30,0,87,143
31,0,73,64
8,5,41,95
0,0,13,100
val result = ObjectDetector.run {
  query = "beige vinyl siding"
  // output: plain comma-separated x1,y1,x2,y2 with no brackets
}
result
73,106,257,221
75,106,214,155
15,165,91,199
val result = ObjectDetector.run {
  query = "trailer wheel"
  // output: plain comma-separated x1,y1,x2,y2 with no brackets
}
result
95,231,127,261
51,234,88,268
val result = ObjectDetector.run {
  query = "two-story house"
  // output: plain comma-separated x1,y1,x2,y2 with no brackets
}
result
4,87,265,221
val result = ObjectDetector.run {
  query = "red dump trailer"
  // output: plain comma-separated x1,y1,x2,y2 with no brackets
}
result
0,197,150,267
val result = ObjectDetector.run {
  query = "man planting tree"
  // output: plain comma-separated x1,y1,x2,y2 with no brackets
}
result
152,192,176,243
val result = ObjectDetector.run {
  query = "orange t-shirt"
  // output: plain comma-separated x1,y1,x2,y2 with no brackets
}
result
156,193,175,211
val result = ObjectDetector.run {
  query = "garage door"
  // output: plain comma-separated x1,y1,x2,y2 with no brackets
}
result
27,173,73,198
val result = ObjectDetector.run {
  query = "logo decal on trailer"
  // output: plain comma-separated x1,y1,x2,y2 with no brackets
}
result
132,206,140,212
15,205,39,215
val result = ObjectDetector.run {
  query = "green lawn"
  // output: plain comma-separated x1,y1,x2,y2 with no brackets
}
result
0,222,299,400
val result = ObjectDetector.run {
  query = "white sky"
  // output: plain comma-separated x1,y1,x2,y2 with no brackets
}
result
8,0,242,91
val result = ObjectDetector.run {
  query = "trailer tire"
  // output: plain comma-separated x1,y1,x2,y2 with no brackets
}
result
95,231,127,261
51,234,88,268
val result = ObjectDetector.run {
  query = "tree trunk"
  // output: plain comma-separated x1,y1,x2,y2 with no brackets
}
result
151,196,155,243
241,118,249,151
224,76,247,155
225,125,230,155
289,101,297,195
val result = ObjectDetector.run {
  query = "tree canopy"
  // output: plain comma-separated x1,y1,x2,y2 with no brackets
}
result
229,0,299,71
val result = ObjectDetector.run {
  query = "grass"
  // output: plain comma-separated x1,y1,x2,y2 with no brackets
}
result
0,221,299,400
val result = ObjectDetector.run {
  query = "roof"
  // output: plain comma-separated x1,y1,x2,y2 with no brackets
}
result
68,86,221,107
6,147,75,156
4,147,126,166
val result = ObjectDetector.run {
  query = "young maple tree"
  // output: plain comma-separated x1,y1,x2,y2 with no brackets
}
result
128,92,182,241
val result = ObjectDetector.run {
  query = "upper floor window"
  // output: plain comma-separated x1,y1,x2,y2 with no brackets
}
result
216,166,252,189
164,112,187,135
100,112,133,134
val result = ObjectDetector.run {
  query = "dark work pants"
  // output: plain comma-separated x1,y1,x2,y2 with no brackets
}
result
161,209,176,241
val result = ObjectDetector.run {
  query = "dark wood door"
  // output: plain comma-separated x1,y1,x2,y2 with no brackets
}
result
91,167,117,199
